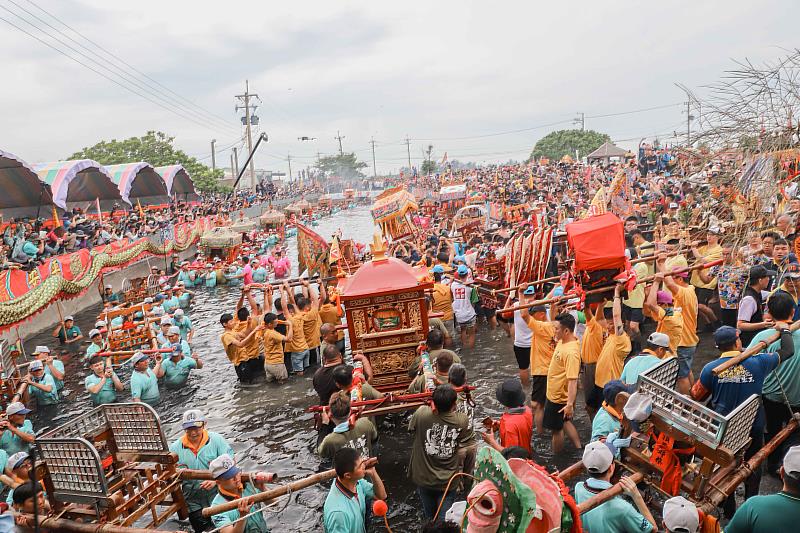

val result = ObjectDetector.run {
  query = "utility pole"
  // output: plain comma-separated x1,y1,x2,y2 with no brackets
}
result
235,80,260,191
370,137,377,177
232,147,239,176
210,139,217,172
335,131,345,155
230,152,235,179
287,154,293,183
574,112,585,131
405,137,412,173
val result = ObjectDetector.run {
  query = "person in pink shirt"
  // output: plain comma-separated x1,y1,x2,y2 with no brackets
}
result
270,249,291,279
242,257,255,285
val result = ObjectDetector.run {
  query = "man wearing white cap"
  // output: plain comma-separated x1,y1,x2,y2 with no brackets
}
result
201,263,217,288
129,351,164,406
157,316,174,346
173,308,194,343
0,402,34,455
725,444,800,532
619,332,671,385
662,496,699,533
574,441,656,532
32,345,65,392
51,314,82,349
25,360,59,406
208,454,272,532
175,282,195,309
102,284,120,305
169,410,234,532
177,261,196,288
85,328,107,361
4,451,34,505
85,355,123,405
161,326,202,387
163,287,181,315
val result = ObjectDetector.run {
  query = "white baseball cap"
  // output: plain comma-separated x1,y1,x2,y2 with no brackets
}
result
168,326,180,336
624,392,653,422
181,409,206,429
129,351,149,365
663,496,699,533
33,345,50,354
29,360,44,372
160,317,173,326
209,454,240,480
6,402,31,416
173,309,184,317
784,445,800,478
582,441,614,474
64,315,74,321
89,329,102,338
95,320,107,328
647,332,671,349
8,452,29,470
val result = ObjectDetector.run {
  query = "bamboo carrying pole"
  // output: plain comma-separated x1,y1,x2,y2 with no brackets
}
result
576,472,645,514
201,457,378,517
712,319,800,376
496,258,723,315
16,515,156,533
96,348,173,357
249,274,339,290
179,469,278,482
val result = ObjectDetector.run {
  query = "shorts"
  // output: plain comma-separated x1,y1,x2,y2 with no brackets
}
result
477,302,497,319
265,363,288,382
236,356,266,383
543,400,567,431
513,345,531,370
696,287,714,306
621,304,644,324
581,363,599,407
456,317,477,330
530,375,547,405
290,350,310,372
676,346,696,378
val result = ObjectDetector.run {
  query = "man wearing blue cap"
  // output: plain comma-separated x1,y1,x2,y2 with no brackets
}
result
208,454,272,532
169,410,234,532
450,264,476,349
692,316,795,517
129,351,164,406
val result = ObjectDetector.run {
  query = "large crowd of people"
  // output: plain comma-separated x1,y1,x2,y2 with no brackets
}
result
5,146,800,533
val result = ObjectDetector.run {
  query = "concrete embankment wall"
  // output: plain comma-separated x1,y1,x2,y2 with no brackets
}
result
1,197,321,343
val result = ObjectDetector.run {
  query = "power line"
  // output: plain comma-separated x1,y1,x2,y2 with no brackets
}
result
586,102,684,119
19,0,238,132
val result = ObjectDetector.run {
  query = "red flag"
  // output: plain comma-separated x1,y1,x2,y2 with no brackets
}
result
296,222,330,277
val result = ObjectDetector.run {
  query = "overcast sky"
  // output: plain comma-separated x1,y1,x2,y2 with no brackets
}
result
1,0,798,176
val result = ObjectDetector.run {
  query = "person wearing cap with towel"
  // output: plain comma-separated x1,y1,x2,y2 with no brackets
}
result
51,314,82,348
692,314,795,517
173,308,194,343
31,345,64,392
590,379,633,442
644,274,684,360
129,351,164,406
84,355,123,405
24,359,59,407
156,316,174,346
208,453,272,533
661,496,700,533
0,402,34,456
169,410,234,532
725,444,800,532
620,332,671,385
574,441,656,532
450,264,477,349
161,326,202,388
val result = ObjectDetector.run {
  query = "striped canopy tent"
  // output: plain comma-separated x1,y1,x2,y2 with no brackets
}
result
154,165,198,200
34,159,124,211
0,149,54,219
105,162,170,206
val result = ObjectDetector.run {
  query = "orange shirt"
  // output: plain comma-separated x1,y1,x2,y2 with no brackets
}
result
673,285,699,347
581,316,604,364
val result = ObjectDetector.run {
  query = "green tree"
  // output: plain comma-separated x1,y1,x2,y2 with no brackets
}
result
315,152,368,179
68,131,227,193
421,144,437,175
529,129,611,161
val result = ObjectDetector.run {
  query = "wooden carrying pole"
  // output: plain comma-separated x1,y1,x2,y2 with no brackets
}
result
16,515,156,533
712,319,800,376
576,471,645,514
249,275,339,289
179,469,277,482
496,258,723,315
201,457,378,517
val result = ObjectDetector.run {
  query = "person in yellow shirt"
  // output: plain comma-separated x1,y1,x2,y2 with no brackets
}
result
544,313,582,454
664,238,689,272
631,230,655,274
643,277,684,354
219,312,264,382
520,302,556,435
319,286,345,354
230,290,266,383
689,227,724,329
296,279,322,367
280,282,309,376
580,303,606,420
623,249,649,354
430,266,455,338
659,257,699,394
261,313,292,383
594,284,632,398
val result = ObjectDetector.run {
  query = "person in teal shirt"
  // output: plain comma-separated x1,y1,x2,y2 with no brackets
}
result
169,410,234,532
0,402,34,455
575,441,656,533
323,447,387,533
252,263,269,283
84,356,124,405
202,264,217,288
84,329,107,361
208,454,272,532
619,332,670,385
226,264,244,287
177,266,195,288
172,309,194,342
21,235,42,261
161,327,202,387
52,316,83,350
175,284,195,308
162,288,181,314
590,380,632,442
25,361,59,406
129,352,164,406
31,346,65,392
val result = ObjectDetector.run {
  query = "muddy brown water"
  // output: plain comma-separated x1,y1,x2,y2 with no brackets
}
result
18,206,766,531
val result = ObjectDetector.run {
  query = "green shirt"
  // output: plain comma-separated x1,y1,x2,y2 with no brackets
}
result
619,353,663,385
84,372,119,405
749,329,800,405
574,478,652,533
210,483,270,533
0,419,34,455
44,359,65,391
130,368,160,405
318,418,378,463
590,405,621,442
323,479,375,533
57,325,82,344
161,355,197,387
169,431,233,512
30,374,59,406
85,342,103,361
408,405,474,490
725,491,800,533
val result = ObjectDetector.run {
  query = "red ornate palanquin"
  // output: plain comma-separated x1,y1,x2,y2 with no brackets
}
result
340,240,432,391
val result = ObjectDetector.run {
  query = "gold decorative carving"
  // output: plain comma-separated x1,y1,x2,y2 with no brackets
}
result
369,348,415,374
